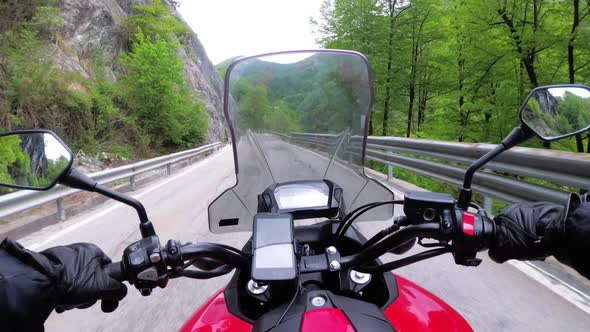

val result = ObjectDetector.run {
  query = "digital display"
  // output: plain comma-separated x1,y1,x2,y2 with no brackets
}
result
252,213,297,280
254,244,295,268
255,218,292,245
274,182,329,210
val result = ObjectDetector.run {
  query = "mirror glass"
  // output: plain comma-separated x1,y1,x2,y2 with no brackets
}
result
521,86,590,141
0,132,72,190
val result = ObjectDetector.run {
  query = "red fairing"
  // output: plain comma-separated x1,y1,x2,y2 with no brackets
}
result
385,275,473,332
180,290,252,332
301,308,355,332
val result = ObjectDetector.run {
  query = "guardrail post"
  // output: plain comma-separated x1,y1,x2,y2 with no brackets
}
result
166,163,172,176
130,175,136,191
387,151,394,181
56,198,66,221
484,196,493,215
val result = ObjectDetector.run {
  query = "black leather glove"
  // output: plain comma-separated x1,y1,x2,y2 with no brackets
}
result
488,202,564,263
489,196,590,279
0,239,127,331
41,243,128,313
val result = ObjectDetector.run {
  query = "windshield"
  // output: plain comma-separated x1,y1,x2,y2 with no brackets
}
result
209,50,394,233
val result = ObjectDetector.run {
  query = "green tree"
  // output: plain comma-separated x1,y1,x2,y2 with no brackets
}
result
120,33,208,147
126,0,189,42
0,135,30,186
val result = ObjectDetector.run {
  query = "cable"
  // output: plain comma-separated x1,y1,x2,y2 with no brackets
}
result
274,270,302,328
274,284,301,328
338,200,403,236
171,265,234,279
341,223,442,267
360,223,400,250
335,201,385,235
337,201,395,236
353,246,452,273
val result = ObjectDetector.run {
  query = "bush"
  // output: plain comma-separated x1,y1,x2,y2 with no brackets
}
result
108,145,134,160
126,0,190,42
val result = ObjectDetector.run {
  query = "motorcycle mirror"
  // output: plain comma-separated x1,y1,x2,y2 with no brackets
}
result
520,84,590,142
458,85,590,209
0,130,73,191
0,129,156,237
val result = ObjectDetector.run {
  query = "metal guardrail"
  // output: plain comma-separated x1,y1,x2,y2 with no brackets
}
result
0,142,222,221
287,133,590,209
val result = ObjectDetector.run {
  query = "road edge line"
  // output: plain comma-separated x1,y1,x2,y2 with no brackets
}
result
509,260,590,314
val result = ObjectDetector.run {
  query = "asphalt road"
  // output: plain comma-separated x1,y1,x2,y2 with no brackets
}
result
19,144,590,331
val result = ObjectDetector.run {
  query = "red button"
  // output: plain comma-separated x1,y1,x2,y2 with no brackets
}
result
463,212,475,236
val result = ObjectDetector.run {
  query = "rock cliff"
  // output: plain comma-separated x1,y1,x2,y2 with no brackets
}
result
52,0,226,142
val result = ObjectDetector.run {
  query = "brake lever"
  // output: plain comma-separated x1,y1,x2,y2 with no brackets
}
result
417,238,448,248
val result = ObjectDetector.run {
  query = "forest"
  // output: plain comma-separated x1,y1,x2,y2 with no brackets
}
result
313,0,590,150
312,0,590,197
0,0,209,159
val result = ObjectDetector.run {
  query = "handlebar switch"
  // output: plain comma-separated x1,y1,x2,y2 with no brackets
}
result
452,209,493,266
122,235,169,294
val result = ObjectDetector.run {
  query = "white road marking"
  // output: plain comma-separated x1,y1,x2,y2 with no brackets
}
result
509,260,590,315
28,146,230,251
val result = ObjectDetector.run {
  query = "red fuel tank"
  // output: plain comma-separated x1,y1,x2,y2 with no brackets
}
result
181,274,472,332
385,275,473,332
180,291,251,332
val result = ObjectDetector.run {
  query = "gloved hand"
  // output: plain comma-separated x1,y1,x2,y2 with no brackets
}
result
488,195,590,279
488,202,564,263
41,243,128,313
0,239,127,316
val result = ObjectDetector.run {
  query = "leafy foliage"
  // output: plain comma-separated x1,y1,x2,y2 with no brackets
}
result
120,33,208,147
126,0,189,42
315,0,590,197
0,135,29,186
232,80,302,133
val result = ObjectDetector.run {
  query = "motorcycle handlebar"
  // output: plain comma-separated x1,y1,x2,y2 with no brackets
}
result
104,241,248,283
178,242,249,270
106,208,495,283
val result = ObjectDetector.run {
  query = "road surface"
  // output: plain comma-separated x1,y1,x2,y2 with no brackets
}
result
19,144,590,331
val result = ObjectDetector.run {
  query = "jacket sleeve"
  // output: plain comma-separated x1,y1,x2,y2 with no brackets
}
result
554,202,590,280
0,239,61,332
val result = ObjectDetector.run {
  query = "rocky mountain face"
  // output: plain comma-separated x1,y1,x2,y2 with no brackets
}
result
52,0,226,142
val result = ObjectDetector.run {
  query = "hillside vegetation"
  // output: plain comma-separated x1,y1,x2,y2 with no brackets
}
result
0,0,209,158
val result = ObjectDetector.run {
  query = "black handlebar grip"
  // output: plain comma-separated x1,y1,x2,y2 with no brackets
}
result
104,262,126,282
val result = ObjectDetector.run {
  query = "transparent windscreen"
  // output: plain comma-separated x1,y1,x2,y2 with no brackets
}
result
209,51,394,233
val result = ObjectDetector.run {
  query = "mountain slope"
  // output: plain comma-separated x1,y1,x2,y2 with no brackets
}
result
51,0,226,142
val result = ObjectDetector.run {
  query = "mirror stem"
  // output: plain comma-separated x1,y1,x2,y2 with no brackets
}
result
457,126,532,209
59,168,156,237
